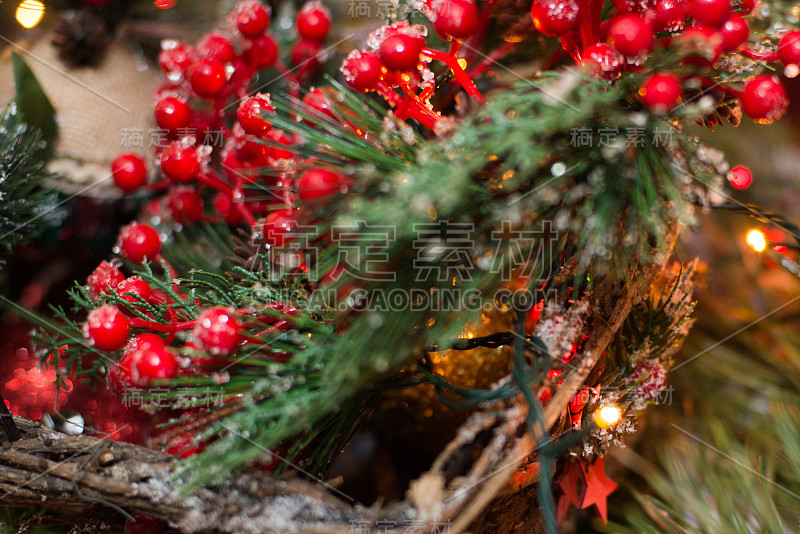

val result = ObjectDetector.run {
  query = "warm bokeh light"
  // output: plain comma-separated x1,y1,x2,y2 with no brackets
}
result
154,0,177,8
594,403,622,429
729,165,753,190
15,0,45,29
746,229,767,252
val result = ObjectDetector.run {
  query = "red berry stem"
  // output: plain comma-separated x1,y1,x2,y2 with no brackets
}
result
740,47,779,62
468,41,518,79
560,33,582,63
421,47,484,102
398,84,442,130
579,0,597,50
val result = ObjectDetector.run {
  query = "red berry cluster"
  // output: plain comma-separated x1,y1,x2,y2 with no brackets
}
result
110,0,334,229
341,0,482,131
529,0,791,123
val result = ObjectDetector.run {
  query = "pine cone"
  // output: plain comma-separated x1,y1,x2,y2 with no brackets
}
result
52,10,113,67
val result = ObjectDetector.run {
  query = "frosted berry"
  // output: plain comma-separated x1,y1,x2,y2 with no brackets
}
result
433,0,480,40
290,39,322,68
378,32,425,72
116,276,153,305
166,187,204,223
86,260,125,300
197,32,236,64
233,0,271,38
84,305,130,352
740,76,788,122
719,15,749,52
106,354,135,396
264,209,297,247
640,73,682,112
581,43,623,82
191,307,243,356
237,94,275,135
341,51,385,92
123,333,165,356
530,0,580,37
778,31,800,68
297,2,332,43
158,41,195,82
688,0,731,29
677,26,723,66
112,154,148,193
728,165,752,189
188,59,227,98
155,96,193,131
302,88,337,124
242,35,279,69
118,222,162,263
650,0,688,32
129,345,179,387
161,141,198,182
264,129,295,161
297,168,346,202
607,14,654,60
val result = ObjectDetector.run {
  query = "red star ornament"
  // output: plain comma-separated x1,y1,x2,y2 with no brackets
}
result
580,457,619,522
555,458,585,522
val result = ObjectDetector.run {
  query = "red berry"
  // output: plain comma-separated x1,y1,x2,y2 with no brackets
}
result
233,0,271,37
191,307,243,356
264,129,295,161
112,153,148,193
123,333,165,356
719,14,749,52
302,88,337,124
129,346,178,387
677,26,723,66
737,0,757,14
640,73,682,112
297,168,346,203
166,187,204,224
263,209,297,247
290,39,322,67
237,94,275,135
86,261,125,300
188,59,227,98
530,0,580,37
297,2,332,43
740,76,788,122
649,0,688,32
154,96,193,131
728,165,752,189
213,192,245,225
125,515,165,534
581,43,623,82
161,141,199,182
341,50,385,92
118,222,162,263
158,41,195,82
433,0,480,40
106,354,135,396
607,14,654,61
116,276,153,305
378,32,425,72
778,31,800,67
688,0,730,29
84,305,130,352
197,32,236,64
242,35,279,69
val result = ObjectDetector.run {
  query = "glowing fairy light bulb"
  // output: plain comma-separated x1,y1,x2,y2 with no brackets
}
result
746,229,767,252
593,403,622,429
16,0,45,29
